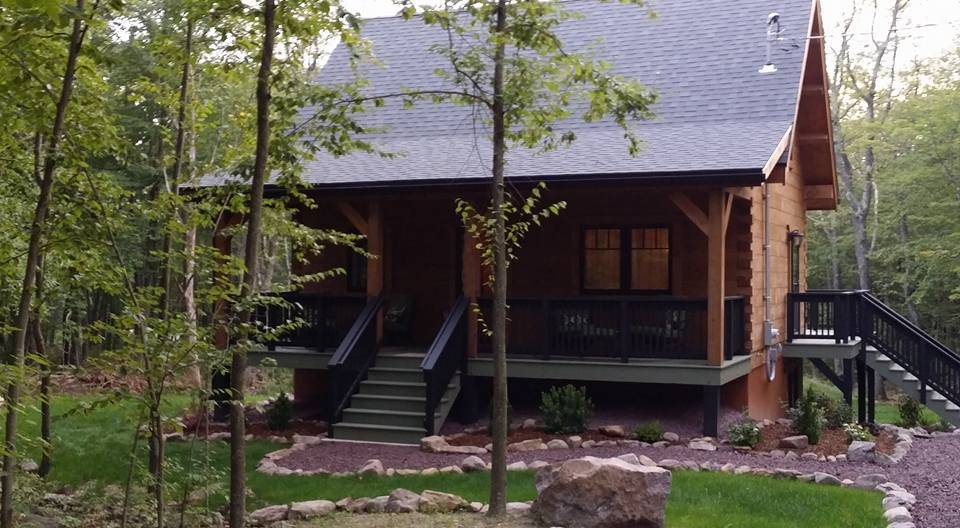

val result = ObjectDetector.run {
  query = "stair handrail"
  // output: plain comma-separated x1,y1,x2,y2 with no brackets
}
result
859,291,960,405
860,291,959,359
421,295,470,435
327,294,385,425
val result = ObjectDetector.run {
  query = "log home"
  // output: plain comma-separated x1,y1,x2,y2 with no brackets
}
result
209,0,960,444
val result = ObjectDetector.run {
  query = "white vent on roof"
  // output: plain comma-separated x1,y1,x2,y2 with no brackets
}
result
759,12,781,74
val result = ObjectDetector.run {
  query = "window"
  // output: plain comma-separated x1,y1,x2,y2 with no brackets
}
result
346,244,368,292
582,226,670,292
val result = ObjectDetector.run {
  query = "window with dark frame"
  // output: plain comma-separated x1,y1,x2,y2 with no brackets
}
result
582,226,670,292
346,244,368,292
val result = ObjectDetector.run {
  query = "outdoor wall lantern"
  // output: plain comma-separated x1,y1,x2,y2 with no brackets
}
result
788,229,805,248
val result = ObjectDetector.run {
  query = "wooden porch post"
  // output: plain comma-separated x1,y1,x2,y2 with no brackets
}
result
707,190,727,366
367,202,385,341
462,233,482,357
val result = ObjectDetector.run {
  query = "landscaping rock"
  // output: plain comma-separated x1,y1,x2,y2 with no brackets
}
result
437,444,488,455
662,432,680,443
461,455,487,473
506,502,532,514
688,440,716,451
418,490,469,513
621,439,641,447
508,438,546,452
522,418,538,430
420,467,439,476
637,455,658,467
852,473,888,490
784,451,799,461
567,435,583,448
288,500,335,520
366,496,389,513
529,460,550,470
546,438,570,449
848,441,876,463
616,453,641,465
507,461,528,471
779,435,809,449
344,498,372,513
595,440,619,447
801,452,819,461
420,435,447,452
658,459,683,469
774,468,802,480
581,440,597,449
533,456,671,528
769,449,786,458
385,488,420,514
599,425,627,438
357,459,384,476
884,507,912,523
249,505,288,525
652,441,670,448
776,418,793,426
813,472,841,486
734,465,751,475
292,434,323,445
439,465,463,474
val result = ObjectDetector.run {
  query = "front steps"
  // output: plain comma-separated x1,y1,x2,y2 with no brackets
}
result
867,349,960,427
332,348,461,444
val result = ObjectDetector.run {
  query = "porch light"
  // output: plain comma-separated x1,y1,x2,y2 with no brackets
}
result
788,230,804,248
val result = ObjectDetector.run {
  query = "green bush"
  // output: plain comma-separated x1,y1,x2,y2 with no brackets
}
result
540,385,593,434
634,420,664,443
921,414,953,433
842,422,873,442
897,395,923,428
814,393,853,428
727,414,762,448
788,388,826,444
267,392,293,431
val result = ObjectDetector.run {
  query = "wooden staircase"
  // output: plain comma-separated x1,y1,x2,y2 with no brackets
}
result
332,347,461,444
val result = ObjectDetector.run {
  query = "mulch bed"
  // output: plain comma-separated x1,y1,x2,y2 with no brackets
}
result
753,423,896,456
446,427,620,447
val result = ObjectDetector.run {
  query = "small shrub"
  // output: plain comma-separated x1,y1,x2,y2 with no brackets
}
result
897,394,923,428
540,385,593,434
788,387,826,444
634,420,664,443
921,415,954,433
727,414,761,448
814,393,853,428
267,392,292,431
842,422,873,442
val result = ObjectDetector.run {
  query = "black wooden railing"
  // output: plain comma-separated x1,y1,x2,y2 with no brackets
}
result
787,290,860,343
421,295,469,435
477,295,745,362
787,290,960,409
257,293,366,350
327,295,384,425
859,291,960,406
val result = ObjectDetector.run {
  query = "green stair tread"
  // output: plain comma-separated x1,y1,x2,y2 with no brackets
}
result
344,408,439,418
351,394,449,403
360,380,427,388
334,422,426,433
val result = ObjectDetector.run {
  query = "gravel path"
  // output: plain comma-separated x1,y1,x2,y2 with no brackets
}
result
277,433,960,527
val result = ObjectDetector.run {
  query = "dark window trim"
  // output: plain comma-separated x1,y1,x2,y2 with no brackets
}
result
346,242,368,293
580,224,672,295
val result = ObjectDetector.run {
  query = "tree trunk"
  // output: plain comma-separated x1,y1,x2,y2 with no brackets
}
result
229,2,276,527
487,0,509,518
0,3,88,525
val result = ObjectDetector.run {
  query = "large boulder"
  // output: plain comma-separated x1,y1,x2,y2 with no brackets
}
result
779,435,809,449
420,435,448,452
533,456,671,528
357,459,384,476
508,438,547,452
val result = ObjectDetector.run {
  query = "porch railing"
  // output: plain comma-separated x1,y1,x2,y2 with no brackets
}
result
786,290,860,343
477,296,745,363
257,293,367,350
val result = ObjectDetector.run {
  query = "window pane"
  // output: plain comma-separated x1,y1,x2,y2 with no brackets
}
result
584,229,621,290
631,249,669,290
630,228,669,290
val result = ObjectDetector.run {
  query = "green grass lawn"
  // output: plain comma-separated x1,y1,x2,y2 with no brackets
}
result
804,375,940,425
11,394,885,526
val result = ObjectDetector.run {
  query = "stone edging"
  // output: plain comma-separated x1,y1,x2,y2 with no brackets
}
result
252,452,917,528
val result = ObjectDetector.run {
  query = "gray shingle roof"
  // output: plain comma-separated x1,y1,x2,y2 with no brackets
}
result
205,0,812,188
